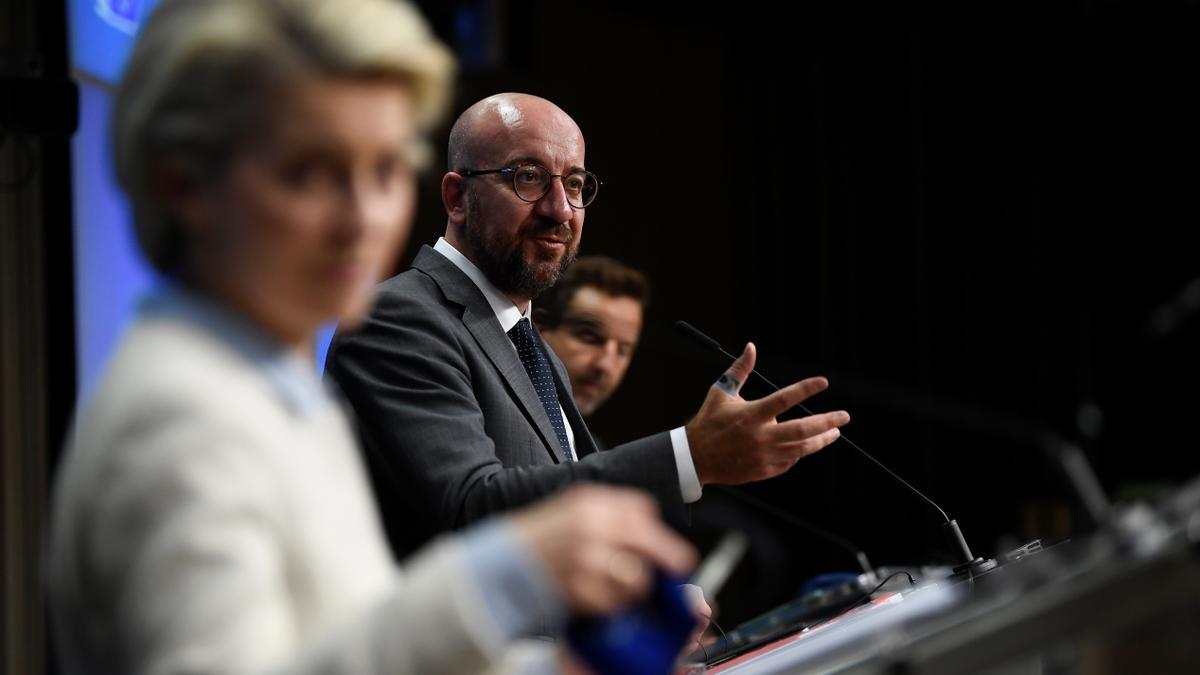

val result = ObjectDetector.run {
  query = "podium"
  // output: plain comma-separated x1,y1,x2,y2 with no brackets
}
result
698,475,1200,674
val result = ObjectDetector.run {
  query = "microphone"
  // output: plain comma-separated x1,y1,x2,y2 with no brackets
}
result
675,320,997,578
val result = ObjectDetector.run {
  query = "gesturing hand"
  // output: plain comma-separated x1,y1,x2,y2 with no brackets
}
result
685,342,850,485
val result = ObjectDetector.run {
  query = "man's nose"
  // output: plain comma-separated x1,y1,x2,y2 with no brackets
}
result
534,177,574,223
595,341,622,374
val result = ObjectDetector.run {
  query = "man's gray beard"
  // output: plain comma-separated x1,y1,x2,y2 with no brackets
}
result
464,198,575,299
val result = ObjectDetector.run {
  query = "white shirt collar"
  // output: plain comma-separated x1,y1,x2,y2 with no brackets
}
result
432,238,576,457
434,237,530,333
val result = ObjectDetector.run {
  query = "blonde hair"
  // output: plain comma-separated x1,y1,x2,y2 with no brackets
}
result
112,0,455,275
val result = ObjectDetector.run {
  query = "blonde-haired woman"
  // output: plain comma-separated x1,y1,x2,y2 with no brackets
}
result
48,1,695,673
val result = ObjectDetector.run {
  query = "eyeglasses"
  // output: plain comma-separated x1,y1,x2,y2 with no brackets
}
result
458,163,601,209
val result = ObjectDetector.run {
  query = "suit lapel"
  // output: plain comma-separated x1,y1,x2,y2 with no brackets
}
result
412,246,568,463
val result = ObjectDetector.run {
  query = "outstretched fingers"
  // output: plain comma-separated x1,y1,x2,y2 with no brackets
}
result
765,410,850,445
775,427,844,459
747,376,830,421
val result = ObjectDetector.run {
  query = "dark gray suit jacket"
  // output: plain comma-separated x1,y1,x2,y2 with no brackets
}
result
326,246,683,559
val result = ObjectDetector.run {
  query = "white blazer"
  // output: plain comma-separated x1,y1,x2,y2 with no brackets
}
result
48,299,530,675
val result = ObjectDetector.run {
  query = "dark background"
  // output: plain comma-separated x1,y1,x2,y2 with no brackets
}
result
401,1,1200,626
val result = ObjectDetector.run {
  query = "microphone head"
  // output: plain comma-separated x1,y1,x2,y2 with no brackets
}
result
674,320,723,353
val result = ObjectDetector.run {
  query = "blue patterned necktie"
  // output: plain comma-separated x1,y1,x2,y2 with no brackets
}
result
507,318,574,462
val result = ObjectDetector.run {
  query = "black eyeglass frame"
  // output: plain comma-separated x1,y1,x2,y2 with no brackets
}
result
457,163,602,209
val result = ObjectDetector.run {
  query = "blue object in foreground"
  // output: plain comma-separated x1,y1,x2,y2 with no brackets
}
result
567,570,696,675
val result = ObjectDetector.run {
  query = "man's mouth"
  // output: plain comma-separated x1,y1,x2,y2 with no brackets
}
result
579,377,607,393
530,236,565,252
526,225,572,252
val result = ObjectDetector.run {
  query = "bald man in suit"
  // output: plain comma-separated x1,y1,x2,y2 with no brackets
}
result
326,93,851,559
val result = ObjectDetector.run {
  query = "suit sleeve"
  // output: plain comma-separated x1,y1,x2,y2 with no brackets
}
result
325,283,684,538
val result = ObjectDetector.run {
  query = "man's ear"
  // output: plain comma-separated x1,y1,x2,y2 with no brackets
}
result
442,172,467,225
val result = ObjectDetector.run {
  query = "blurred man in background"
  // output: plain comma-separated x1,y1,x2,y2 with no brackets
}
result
534,256,647,424
535,256,794,629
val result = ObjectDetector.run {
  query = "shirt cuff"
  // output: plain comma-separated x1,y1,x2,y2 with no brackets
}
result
670,426,703,503
459,520,568,642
